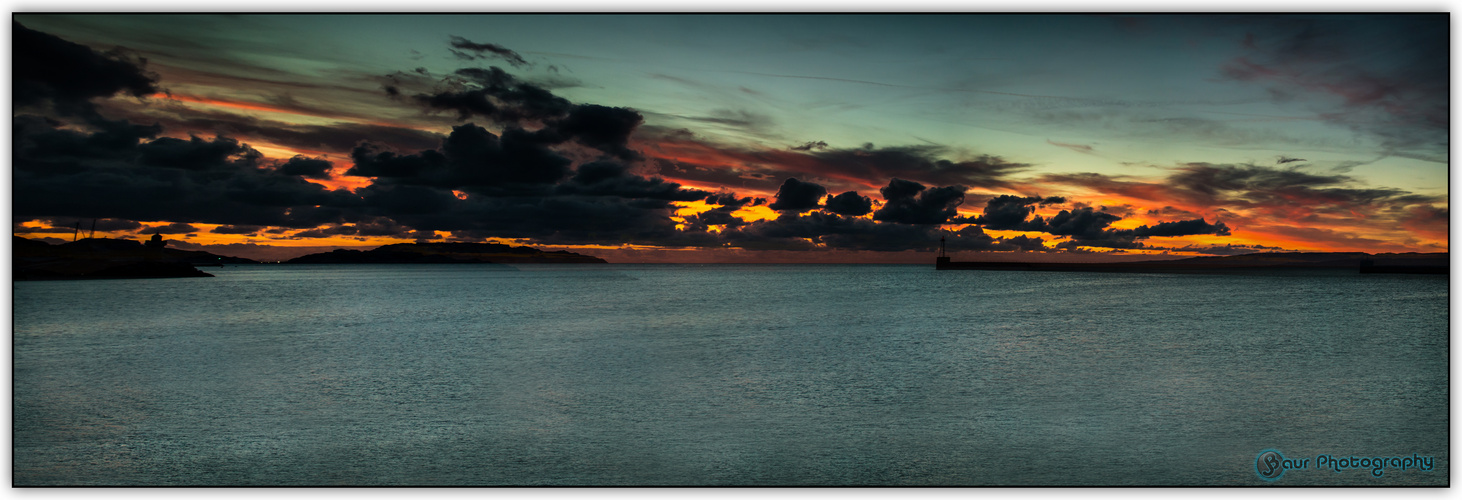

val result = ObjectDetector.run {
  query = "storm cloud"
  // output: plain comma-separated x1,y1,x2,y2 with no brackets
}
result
400,66,645,161
14,115,360,229
767,178,828,212
964,194,1062,230
823,191,874,216
14,21,160,118
276,156,335,179
872,178,967,225
347,123,574,192
449,36,530,67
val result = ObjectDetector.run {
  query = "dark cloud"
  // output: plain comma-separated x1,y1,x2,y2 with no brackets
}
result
276,156,334,179
1276,156,1306,164
1222,16,1446,160
767,178,828,212
10,224,72,235
872,178,966,225
557,161,710,201
790,140,829,151
326,170,716,249
1052,240,1133,253
552,104,645,161
1047,139,1095,154
648,157,786,194
347,123,572,192
1128,218,1232,238
377,194,721,249
448,36,530,67
723,212,916,252
704,190,765,208
400,66,644,161
407,66,572,123
943,225,1049,253
13,217,144,234
1041,207,1123,240
348,217,415,237
83,218,146,232
823,191,873,216
210,224,267,235
1000,234,1050,252
14,116,359,228
348,121,702,203
14,21,160,118
139,222,200,234
964,195,1056,231
290,217,415,239
135,135,261,170
14,115,162,162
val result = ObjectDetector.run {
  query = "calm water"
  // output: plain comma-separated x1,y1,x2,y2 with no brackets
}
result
13,264,1449,485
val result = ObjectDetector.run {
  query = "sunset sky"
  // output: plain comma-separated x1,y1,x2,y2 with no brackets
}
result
12,14,1449,263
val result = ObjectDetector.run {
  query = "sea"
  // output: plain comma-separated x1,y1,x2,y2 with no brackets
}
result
12,264,1450,486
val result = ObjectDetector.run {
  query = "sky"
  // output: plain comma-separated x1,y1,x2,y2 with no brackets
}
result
11,14,1449,263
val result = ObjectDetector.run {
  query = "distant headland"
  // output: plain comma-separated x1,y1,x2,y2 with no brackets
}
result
284,242,607,264
14,236,257,280
935,251,1448,274
13,237,607,281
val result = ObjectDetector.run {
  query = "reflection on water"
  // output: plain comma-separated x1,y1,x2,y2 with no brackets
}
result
14,264,1448,485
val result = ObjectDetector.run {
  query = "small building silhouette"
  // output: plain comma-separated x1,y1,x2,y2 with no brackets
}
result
144,232,167,249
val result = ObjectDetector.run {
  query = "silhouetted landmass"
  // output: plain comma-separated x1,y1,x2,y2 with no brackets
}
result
284,242,608,264
937,251,1447,274
14,236,254,280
